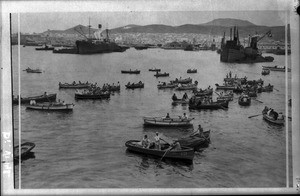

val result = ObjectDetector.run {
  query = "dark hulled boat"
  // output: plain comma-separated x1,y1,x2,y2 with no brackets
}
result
189,99,229,110
75,92,110,99
121,70,140,74
125,140,194,162
14,142,36,160
125,82,144,89
176,130,211,150
238,94,251,106
75,22,128,54
13,93,57,104
220,27,274,63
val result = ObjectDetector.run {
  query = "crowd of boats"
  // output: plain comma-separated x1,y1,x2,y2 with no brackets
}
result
14,62,291,163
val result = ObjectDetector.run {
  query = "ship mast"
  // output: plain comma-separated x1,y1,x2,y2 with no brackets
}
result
88,17,91,39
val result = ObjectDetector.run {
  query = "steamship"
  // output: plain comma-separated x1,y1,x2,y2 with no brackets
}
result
220,26,274,63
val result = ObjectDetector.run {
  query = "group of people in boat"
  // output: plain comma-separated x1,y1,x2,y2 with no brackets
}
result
139,132,181,151
262,106,284,120
189,95,213,106
127,81,143,86
172,92,188,101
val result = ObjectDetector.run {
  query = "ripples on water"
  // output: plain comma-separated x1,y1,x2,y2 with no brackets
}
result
12,46,292,188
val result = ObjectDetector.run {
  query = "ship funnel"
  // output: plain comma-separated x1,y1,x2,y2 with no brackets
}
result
230,28,232,40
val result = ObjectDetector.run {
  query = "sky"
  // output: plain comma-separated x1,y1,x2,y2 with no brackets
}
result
11,10,287,34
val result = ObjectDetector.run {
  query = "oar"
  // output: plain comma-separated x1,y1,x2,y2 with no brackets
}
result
253,99,263,103
160,145,175,161
248,113,263,118
273,88,279,92
214,91,221,97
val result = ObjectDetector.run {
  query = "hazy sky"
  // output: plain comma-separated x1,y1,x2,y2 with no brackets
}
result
11,10,287,34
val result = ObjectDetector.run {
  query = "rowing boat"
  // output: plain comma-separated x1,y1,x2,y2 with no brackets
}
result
157,83,178,89
189,100,229,110
75,92,110,99
262,114,284,125
215,83,237,90
125,140,194,162
12,93,57,104
121,70,140,74
154,72,169,77
193,88,213,96
187,69,197,73
24,68,42,73
175,85,197,91
14,142,36,160
26,102,74,111
143,116,194,127
172,98,189,105
125,82,144,89
149,68,161,72
172,77,192,84
238,94,251,106
59,82,91,89
176,130,211,151
262,65,291,72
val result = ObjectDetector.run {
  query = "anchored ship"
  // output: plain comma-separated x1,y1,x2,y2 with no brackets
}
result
220,26,274,63
75,22,128,54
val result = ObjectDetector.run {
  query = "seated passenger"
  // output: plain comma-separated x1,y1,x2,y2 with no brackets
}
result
172,93,178,101
141,135,150,148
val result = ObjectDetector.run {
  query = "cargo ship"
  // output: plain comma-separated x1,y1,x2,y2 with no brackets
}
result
220,26,274,63
75,23,128,54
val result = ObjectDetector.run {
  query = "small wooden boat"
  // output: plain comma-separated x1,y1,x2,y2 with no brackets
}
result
262,68,270,75
143,116,194,127
187,69,197,73
24,68,42,73
125,140,195,162
175,83,197,91
121,70,140,74
172,98,189,105
125,82,144,89
238,94,251,106
262,114,284,125
193,88,213,97
215,83,237,90
149,68,161,72
59,82,91,89
172,77,192,84
107,85,121,92
26,102,74,111
35,44,54,51
246,79,264,85
216,92,234,101
154,72,169,77
176,130,211,150
189,99,229,110
247,91,257,97
12,93,57,104
261,85,273,92
157,83,178,89
14,142,36,160
75,92,110,99
262,65,291,72
224,77,247,84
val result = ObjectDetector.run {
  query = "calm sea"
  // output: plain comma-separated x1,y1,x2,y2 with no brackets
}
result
12,46,292,188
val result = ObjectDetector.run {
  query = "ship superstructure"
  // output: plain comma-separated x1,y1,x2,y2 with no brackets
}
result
220,26,274,63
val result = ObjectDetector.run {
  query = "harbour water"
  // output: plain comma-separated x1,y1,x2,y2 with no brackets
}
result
12,46,292,188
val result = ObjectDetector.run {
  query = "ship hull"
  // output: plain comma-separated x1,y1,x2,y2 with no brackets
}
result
76,40,127,54
220,48,274,63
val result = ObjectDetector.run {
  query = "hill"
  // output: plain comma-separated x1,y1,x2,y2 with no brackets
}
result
201,18,256,27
